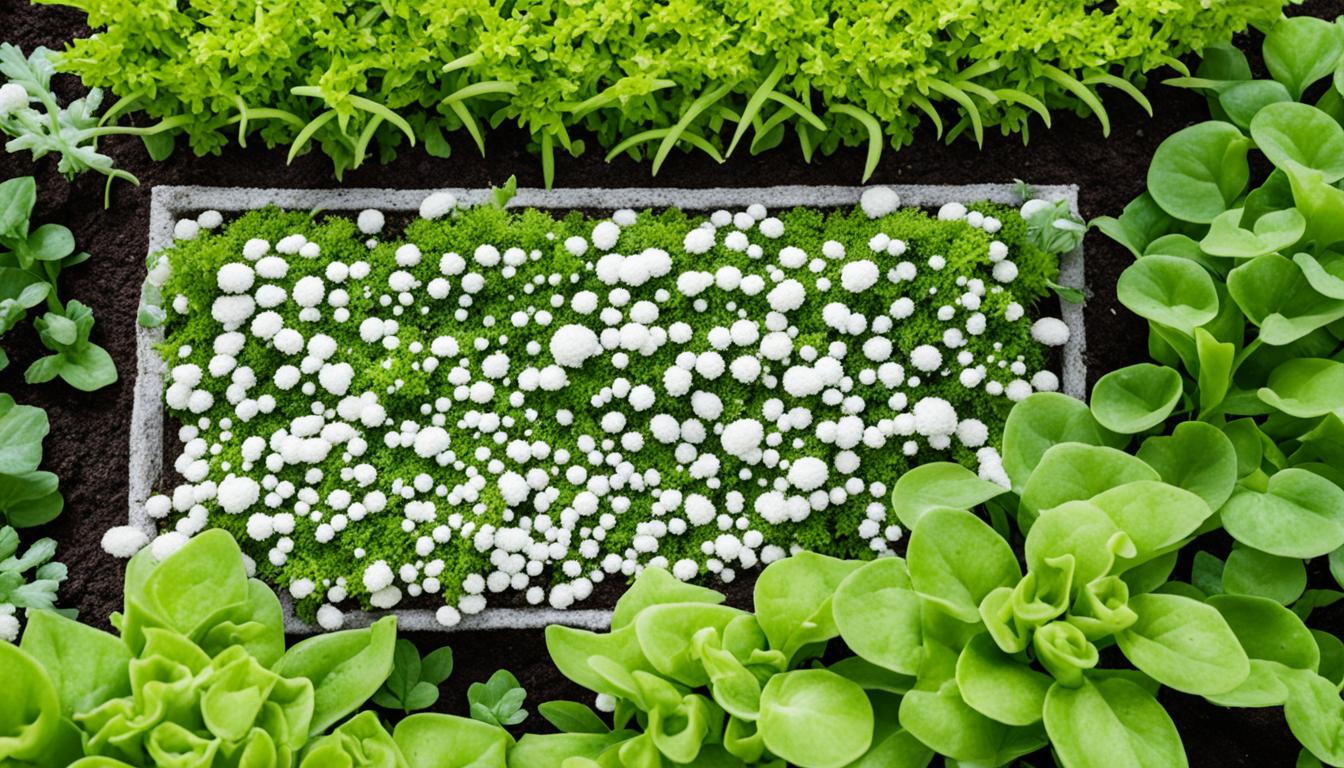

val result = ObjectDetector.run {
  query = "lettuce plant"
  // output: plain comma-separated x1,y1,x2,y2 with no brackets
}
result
1092,15,1344,611
37,0,1282,184
0,529,516,767
0,176,116,392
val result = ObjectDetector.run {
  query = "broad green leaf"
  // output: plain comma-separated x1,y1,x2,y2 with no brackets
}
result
1136,421,1238,511
1116,255,1219,333
1089,364,1183,434
1283,669,1344,766
955,634,1052,726
1221,468,1344,558
1043,677,1187,768
276,615,397,736
833,558,922,675
635,603,746,687
538,701,609,734
1001,393,1124,492
19,224,76,263
1019,444,1159,521
1087,481,1212,565
901,672,1046,765
1264,16,1344,98
545,624,652,698
1258,358,1344,417
1251,101,1344,181
1227,253,1344,345
1034,620,1100,687
1221,545,1307,605
1294,251,1344,300
393,713,511,768
1024,501,1125,588
1115,593,1250,696
1147,121,1251,223
889,462,1007,528
753,552,860,662
907,509,1020,623
1210,594,1319,671
1285,164,1344,250
0,640,63,762
0,396,48,475
1200,207,1305,258
19,610,130,717
1218,79,1292,131
758,670,872,768
0,177,35,241
612,567,722,630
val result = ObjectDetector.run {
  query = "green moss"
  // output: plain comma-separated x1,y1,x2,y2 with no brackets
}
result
155,201,1059,617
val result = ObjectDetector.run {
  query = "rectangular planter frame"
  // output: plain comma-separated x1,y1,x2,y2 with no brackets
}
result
130,184,1086,633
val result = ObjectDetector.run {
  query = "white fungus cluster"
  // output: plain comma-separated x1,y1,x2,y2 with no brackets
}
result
134,189,1066,628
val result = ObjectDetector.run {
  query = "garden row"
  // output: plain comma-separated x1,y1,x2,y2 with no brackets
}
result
3,0,1285,185
1,7,1344,768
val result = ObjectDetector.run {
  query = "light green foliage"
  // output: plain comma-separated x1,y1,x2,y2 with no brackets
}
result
0,176,115,391
0,526,68,624
0,394,61,529
1092,21,1344,717
38,0,1281,183
0,44,139,201
0,528,519,768
151,200,1060,617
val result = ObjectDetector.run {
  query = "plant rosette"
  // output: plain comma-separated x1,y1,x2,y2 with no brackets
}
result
115,186,1075,628
0,528,517,767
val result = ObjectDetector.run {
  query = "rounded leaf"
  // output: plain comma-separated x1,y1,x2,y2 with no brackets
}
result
907,509,1021,623
1115,593,1250,696
758,670,873,768
1043,678,1187,768
1090,364,1183,434
1136,422,1238,512
834,558,922,675
1222,546,1307,605
1221,468,1344,558
1147,121,1251,223
955,634,1051,726
1257,358,1344,418
1116,255,1219,333
1001,393,1122,491
889,462,1007,529
1251,102,1344,181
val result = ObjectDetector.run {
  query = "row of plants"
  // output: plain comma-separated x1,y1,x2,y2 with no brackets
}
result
2,0,1285,184
0,168,118,639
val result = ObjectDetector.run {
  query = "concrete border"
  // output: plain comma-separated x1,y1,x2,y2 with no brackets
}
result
131,184,1086,634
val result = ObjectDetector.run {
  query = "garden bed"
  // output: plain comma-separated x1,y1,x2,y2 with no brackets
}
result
129,183,1086,633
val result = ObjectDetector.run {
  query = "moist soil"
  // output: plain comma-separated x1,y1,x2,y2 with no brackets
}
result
1,1,1339,763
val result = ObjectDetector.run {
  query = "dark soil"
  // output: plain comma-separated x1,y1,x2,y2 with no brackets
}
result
1,1,1340,764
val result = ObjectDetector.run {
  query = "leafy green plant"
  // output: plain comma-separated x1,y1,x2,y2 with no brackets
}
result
0,176,115,391
0,393,61,529
0,44,157,204
468,670,529,728
0,529,517,767
1093,14,1344,614
38,0,1281,184
372,639,454,714
0,526,67,642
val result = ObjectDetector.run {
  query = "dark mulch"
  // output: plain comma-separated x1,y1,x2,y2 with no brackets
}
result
0,1,1338,763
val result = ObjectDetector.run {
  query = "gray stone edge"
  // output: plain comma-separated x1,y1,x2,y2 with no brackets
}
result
131,184,1086,634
